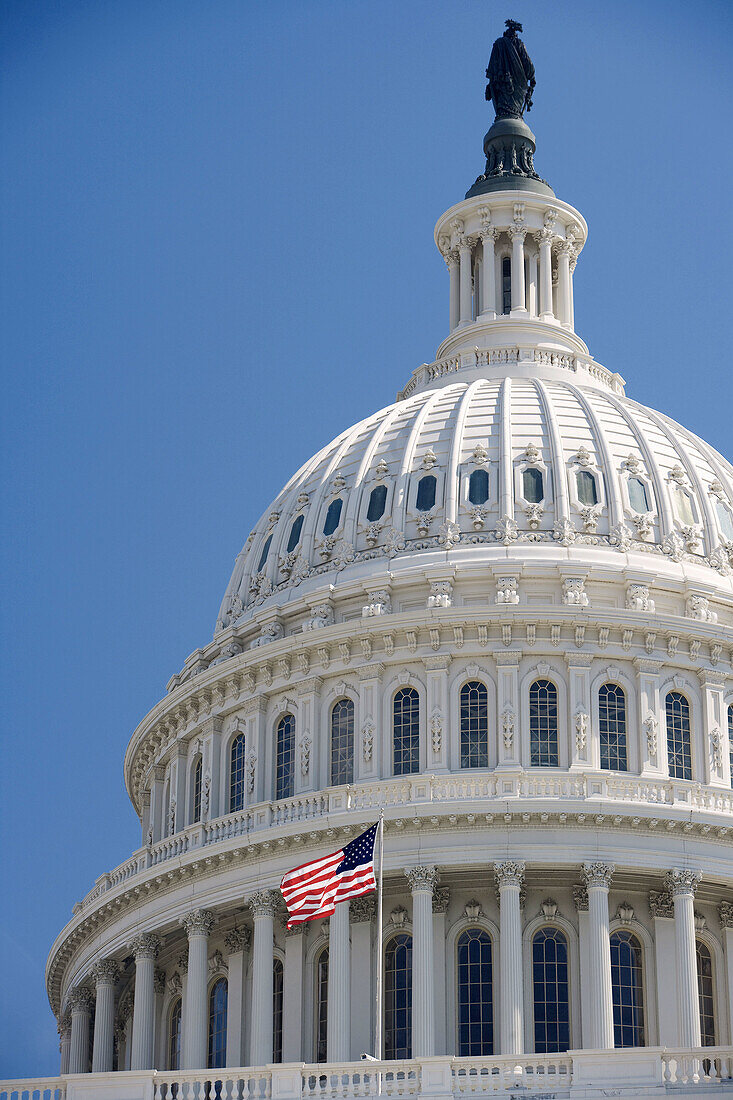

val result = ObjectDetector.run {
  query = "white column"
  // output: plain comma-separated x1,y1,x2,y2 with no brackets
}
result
249,890,279,1065
406,865,438,1057
668,869,703,1047
225,928,251,1068
432,887,450,1055
58,1013,71,1075
495,860,525,1055
537,233,554,319
130,932,160,1071
582,863,615,1048
350,897,375,1060
527,249,539,317
91,959,119,1073
568,254,576,330
148,765,165,843
556,242,572,327
650,890,678,1045
458,239,474,326
509,226,527,313
327,901,352,1061
448,251,460,332
282,925,305,1062
720,905,733,1042
181,909,214,1070
68,987,93,1074
480,229,497,317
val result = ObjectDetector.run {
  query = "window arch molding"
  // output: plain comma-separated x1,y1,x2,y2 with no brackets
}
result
225,725,248,815
445,914,500,1057
608,918,657,1047
694,928,727,1046
521,913,581,1053
302,931,331,1062
263,699,299,800
518,666,569,770
381,672,427,776
448,671,498,772
318,682,359,788
659,675,703,782
589,667,639,773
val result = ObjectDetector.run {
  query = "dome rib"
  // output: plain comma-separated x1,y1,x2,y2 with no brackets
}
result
445,379,486,525
393,387,449,530
342,401,405,547
498,376,513,518
534,378,570,523
570,385,624,530
602,391,675,537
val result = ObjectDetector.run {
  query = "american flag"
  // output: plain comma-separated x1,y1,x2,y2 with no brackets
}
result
280,822,378,928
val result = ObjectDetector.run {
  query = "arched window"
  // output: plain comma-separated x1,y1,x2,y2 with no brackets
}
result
697,941,716,1046
529,679,559,767
273,957,284,1063
168,998,182,1070
190,756,203,825
599,684,628,772
532,927,570,1053
416,475,436,512
367,484,388,522
501,256,511,315
457,928,493,1055
666,691,692,781
627,477,650,514
468,468,489,506
716,500,733,542
207,978,227,1069
276,714,295,800
315,946,329,1063
728,704,733,789
323,498,343,536
393,687,420,776
460,681,489,769
257,534,273,573
610,931,645,1047
229,733,246,813
331,698,354,786
163,780,171,837
576,469,598,506
523,467,544,503
287,514,304,553
385,933,412,1060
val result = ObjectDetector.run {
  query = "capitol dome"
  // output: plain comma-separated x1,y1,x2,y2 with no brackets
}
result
10,19,733,1100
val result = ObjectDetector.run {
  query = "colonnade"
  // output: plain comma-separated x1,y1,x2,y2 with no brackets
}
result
63,864,708,1074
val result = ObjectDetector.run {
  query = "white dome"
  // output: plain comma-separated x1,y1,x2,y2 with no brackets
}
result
215,363,733,639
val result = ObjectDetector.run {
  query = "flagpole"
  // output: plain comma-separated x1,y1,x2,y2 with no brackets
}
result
375,809,385,1065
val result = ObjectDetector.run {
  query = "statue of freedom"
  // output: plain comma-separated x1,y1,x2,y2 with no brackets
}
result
485,19,536,119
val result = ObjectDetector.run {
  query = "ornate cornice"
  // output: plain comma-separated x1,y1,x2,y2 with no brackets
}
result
494,860,525,888
405,865,439,892
180,909,215,938
130,932,160,961
582,861,615,889
666,868,702,897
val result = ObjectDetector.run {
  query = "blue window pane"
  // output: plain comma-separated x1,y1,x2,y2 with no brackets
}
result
276,715,295,800
257,534,272,573
666,692,692,781
393,688,420,776
697,941,716,1046
532,928,570,1053
611,931,645,1047
416,475,436,512
460,681,489,769
468,468,489,505
273,958,284,1062
457,929,493,1055
287,514,304,553
716,501,733,542
523,467,544,503
599,684,628,772
168,998,182,1070
316,947,329,1062
191,756,203,824
323,498,343,536
367,484,388,522
530,680,559,767
576,469,598,506
331,698,354,785
229,734,246,813
628,477,649,514
207,978,227,1069
385,934,412,1059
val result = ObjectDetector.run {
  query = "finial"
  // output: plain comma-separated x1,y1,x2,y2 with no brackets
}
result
485,19,536,119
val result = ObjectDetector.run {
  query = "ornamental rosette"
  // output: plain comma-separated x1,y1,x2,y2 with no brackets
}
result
494,860,525,888
130,932,160,960
248,890,280,918
180,909,215,938
582,861,614,889
666,868,702,897
405,865,439,892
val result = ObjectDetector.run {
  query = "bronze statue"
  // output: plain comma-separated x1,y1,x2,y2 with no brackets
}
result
485,19,535,119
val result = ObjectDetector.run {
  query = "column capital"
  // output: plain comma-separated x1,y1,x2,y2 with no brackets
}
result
248,889,280,917
350,895,377,923
405,865,438,892
719,902,733,928
91,959,120,986
432,886,451,914
649,890,674,918
176,951,189,974
444,248,459,269
666,868,702,897
534,226,555,246
69,985,95,1012
508,222,527,241
181,908,215,938
154,968,166,997
224,927,252,954
573,885,589,912
495,859,525,888
582,862,615,889
130,932,160,960
58,1011,72,1035
480,225,499,242
458,235,476,253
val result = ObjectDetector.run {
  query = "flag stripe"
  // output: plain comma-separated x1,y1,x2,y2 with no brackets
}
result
279,823,378,928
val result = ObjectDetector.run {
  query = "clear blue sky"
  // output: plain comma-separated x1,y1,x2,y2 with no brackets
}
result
1,0,731,1078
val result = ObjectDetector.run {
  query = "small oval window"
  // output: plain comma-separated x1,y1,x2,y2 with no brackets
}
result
286,514,304,553
323,498,343,536
257,534,272,573
367,484,387,522
576,469,598,506
627,477,650,514
523,467,544,503
671,484,695,526
716,501,733,542
468,468,489,505
416,475,437,512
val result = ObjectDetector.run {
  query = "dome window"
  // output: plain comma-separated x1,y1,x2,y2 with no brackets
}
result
599,684,627,772
501,256,511,315
468,468,489,505
576,469,598,506
610,931,645,1047
367,484,388,522
665,691,692,782
416,474,437,512
286,514,304,553
670,484,695,526
323,498,343,536
627,478,650,514
257,534,273,573
523,467,544,504
276,714,295,800
716,501,733,542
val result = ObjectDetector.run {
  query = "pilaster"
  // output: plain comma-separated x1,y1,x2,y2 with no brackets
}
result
225,927,251,1068
568,653,593,770
282,923,305,1062
634,659,664,776
424,656,450,772
357,663,384,781
495,652,520,767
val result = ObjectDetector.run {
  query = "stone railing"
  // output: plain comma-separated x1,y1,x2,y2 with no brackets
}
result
75,770,733,912
4,1049,733,1099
